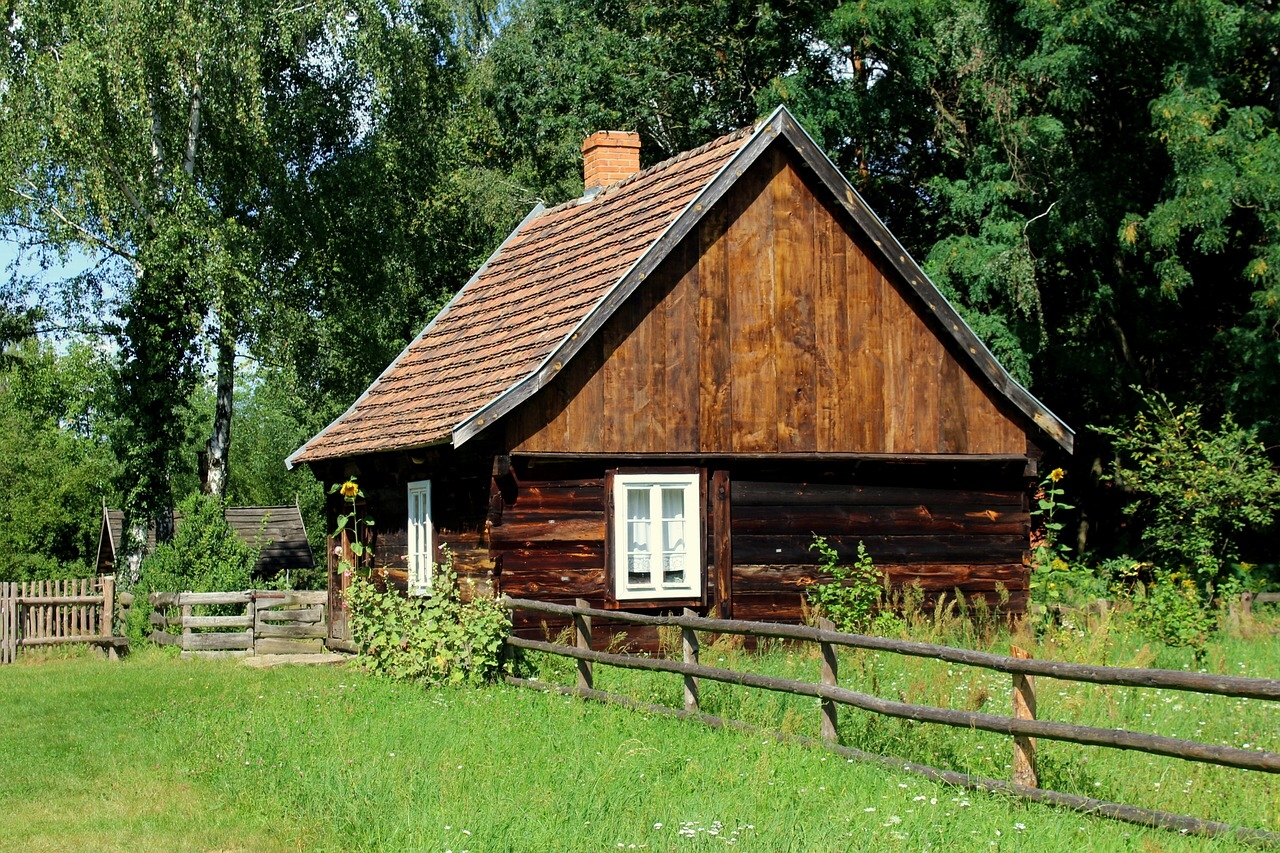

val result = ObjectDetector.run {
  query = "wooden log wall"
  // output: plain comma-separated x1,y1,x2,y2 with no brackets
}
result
490,457,1030,648
312,444,498,601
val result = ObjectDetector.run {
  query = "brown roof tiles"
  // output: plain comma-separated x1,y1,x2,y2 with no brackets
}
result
290,123,758,464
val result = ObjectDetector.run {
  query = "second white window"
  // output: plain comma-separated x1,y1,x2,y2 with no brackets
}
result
612,473,701,601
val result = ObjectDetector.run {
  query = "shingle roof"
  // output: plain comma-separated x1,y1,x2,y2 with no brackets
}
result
289,123,759,464
290,106,1073,464
97,506,314,575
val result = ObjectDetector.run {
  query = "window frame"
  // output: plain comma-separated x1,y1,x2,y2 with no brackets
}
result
406,479,432,596
606,468,706,605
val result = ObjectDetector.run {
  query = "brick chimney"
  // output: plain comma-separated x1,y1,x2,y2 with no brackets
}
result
582,130,641,192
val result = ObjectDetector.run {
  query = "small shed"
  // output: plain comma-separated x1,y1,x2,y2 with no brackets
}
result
95,505,315,578
288,106,1072,648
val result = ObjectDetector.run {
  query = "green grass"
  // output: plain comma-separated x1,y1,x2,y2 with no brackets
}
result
2,623,1276,852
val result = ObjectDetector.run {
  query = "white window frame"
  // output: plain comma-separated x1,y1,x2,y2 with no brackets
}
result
407,480,432,596
611,472,702,601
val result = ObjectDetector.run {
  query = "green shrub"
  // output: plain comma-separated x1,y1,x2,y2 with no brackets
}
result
1098,390,1280,593
128,493,262,644
345,547,510,686
1126,567,1214,661
805,535,882,633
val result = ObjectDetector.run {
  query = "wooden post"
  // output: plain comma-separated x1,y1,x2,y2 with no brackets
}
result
101,576,115,639
1011,644,1038,788
247,592,258,656
682,607,700,714
1,583,10,664
181,597,193,652
574,598,593,692
818,617,838,744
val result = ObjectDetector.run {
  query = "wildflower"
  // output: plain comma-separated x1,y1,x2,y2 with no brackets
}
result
1049,468,1065,482
340,480,360,498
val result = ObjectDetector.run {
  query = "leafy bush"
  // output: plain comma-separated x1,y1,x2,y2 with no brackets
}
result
1098,390,1280,592
805,536,883,633
345,548,510,686
1126,567,1214,661
127,494,262,643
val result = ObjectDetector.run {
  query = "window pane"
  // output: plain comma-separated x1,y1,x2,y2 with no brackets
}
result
626,487,652,585
661,487,686,585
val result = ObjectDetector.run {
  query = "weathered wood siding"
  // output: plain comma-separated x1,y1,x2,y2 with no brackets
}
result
508,144,1027,456
490,459,1029,644
313,445,496,598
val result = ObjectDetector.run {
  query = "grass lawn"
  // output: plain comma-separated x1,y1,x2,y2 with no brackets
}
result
1,638,1274,852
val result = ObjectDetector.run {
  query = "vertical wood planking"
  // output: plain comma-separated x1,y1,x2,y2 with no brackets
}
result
712,470,733,618
698,203,732,452
938,353,970,453
567,335,605,453
908,319,944,452
601,282,634,454
664,239,699,450
773,156,817,451
846,233,885,450
814,197,845,450
728,152,779,452
642,263,668,450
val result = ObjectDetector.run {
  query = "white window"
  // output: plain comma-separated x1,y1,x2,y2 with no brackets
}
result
612,472,702,601
407,480,432,595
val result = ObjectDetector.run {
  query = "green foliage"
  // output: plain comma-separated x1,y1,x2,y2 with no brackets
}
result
1098,390,1280,591
329,478,374,575
805,535,883,634
1028,468,1082,604
138,493,260,595
345,549,510,686
0,340,120,581
1126,567,1215,661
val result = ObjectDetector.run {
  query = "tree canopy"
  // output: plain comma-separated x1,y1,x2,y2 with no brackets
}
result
2,0,1278,583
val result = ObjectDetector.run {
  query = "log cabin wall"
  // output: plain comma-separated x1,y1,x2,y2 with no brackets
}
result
506,142,1028,457
313,442,497,597
491,457,1030,647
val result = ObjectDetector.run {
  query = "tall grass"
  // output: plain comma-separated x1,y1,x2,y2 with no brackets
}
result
0,640,1264,852
521,595,1280,837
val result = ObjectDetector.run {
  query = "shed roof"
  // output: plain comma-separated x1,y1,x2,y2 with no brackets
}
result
290,106,1072,466
96,506,314,576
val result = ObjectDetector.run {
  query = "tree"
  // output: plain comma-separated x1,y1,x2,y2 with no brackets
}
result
1,0,467,558
0,340,120,581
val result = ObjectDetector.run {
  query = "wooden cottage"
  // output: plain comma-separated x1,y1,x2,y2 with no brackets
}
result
288,106,1073,649
96,505,316,580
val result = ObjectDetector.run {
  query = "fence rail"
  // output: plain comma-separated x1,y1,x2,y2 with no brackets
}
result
502,596,1280,845
149,589,328,656
0,577,126,663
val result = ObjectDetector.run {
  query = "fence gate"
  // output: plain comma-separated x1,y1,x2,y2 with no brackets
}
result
149,589,330,655
0,577,125,664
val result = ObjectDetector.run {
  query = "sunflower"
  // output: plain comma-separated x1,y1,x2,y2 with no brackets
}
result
1048,468,1065,482
340,480,360,498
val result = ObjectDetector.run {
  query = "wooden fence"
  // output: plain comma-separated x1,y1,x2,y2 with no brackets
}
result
149,589,329,655
502,596,1280,846
0,577,127,663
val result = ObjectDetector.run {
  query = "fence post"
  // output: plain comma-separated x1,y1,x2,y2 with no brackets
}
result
682,607,700,714
574,598,592,692
1011,644,1039,788
181,597,193,652
818,617,839,744
1,583,11,664
247,592,258,656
